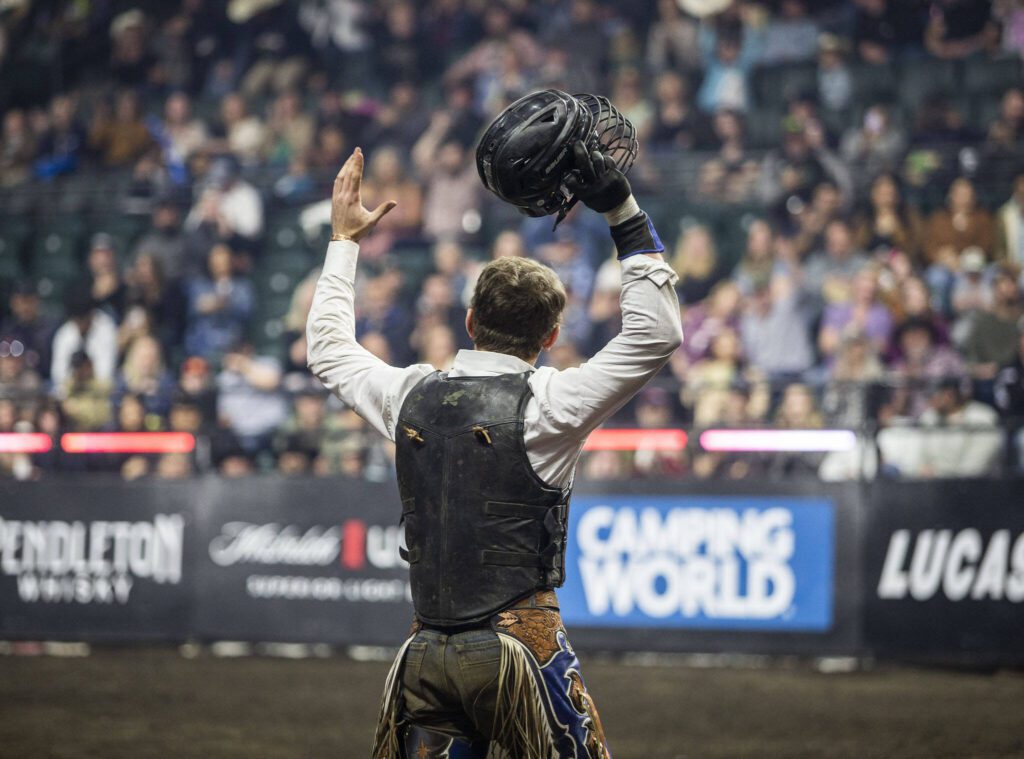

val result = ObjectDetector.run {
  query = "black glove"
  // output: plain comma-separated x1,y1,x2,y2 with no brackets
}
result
564,140,632,214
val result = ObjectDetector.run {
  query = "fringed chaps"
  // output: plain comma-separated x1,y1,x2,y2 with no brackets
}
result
371,636,414,759
489,633,559,759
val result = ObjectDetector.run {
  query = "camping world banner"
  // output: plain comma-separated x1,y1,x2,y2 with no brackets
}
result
559,495,835,632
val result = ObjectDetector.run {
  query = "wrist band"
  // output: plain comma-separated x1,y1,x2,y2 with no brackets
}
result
610,212,665,260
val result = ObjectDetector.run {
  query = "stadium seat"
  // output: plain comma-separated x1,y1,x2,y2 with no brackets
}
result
260,250,315,277
963,58,1021,96
0,215,32,262
897,59,959,111
264,212,312,256
851,63,898,106
745,107,785,149
752,64,818,109
0,252,22,281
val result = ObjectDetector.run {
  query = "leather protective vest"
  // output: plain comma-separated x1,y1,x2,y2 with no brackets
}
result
395,371,569,626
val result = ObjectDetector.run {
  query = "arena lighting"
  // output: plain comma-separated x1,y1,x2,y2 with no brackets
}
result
0,433,53,454
61,432,196,454
583,428,688,451
699,429,858,453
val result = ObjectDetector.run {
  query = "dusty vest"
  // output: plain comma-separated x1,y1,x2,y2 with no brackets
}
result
395,371,569,626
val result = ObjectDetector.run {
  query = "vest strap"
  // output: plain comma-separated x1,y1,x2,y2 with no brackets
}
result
481,549,542,568
484,501,549,519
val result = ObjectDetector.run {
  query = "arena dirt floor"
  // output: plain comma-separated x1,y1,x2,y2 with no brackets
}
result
0,647,1022,758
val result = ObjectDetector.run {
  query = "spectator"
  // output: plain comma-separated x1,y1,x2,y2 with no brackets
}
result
697,18,764,113
212,92,267,166
880,377,1003,478
960,266,1024,381
823,331,886,427
632,386,686,477
683,326,746,427
185,156,265,244
444,4,544,112
51,288,118,388
34,94,86,180
817,34,853,114
647,0,701,75
184,244,255,359
159,92,208,170
993,328,1024,469
264,89,315,164
996,171,1024,269
757,117,852,211
0,335,42,402
133,200,189,280
216,343,289,453
853,0,925,64
819,266,894,361
697,109,760,203
0,109,35,187
357,146,424,259
886,275,951,358
364,81,431,152
889,317,968,418
853,172,924,261
925,0,999,59
841,108,908,194
803,219,870,308
87,233,127,322
125,250,186,357
649,70,709,149
741,272,815,380
761,0,821,65
673,224,728,305
60,351,112,431
273,389,326,463
109,9,155,87
88,90,153,168
115,335,175,418
924,177,998,308
1,282,56,380
413,113,480,242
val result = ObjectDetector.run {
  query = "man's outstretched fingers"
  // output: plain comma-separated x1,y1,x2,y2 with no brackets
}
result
369,200,398,224
351,147,364,195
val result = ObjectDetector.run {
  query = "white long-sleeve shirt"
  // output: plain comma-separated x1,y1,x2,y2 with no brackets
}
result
307,239,682,488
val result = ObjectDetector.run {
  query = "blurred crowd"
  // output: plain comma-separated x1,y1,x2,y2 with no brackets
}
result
1,0,1024,483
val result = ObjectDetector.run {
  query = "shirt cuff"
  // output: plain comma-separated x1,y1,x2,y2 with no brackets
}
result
323,239,360,281
621,253,678,287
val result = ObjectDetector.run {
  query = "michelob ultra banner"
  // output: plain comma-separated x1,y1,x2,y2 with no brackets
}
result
560,496,835,631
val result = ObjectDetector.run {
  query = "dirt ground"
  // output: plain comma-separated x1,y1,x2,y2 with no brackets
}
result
0,648,1022,759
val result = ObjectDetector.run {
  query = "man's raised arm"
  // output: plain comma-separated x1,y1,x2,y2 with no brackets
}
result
540,142,683,435
306,149,429,440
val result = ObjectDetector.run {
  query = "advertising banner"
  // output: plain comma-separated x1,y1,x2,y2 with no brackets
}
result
863,480,1024,664
0,479,196,641
560,495,835,632
191,477,414,645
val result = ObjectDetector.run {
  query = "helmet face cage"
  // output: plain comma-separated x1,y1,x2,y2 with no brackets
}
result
574,93,638,176
476,89,638,223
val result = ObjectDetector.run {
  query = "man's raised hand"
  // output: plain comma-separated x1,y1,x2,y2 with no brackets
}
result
331,147,397,242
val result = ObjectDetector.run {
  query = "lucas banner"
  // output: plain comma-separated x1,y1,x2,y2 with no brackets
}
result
863,480,1024,664
559,495,836,632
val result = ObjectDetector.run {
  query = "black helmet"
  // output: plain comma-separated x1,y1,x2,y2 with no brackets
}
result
476,89,638,223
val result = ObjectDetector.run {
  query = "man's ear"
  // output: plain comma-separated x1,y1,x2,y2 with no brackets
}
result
542,323,560,351
465,308,475,340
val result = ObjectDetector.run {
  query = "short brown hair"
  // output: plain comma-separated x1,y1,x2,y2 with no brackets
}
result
469,257,566,360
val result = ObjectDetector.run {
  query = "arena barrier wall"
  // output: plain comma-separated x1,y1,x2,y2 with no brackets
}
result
0,477,1021,664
